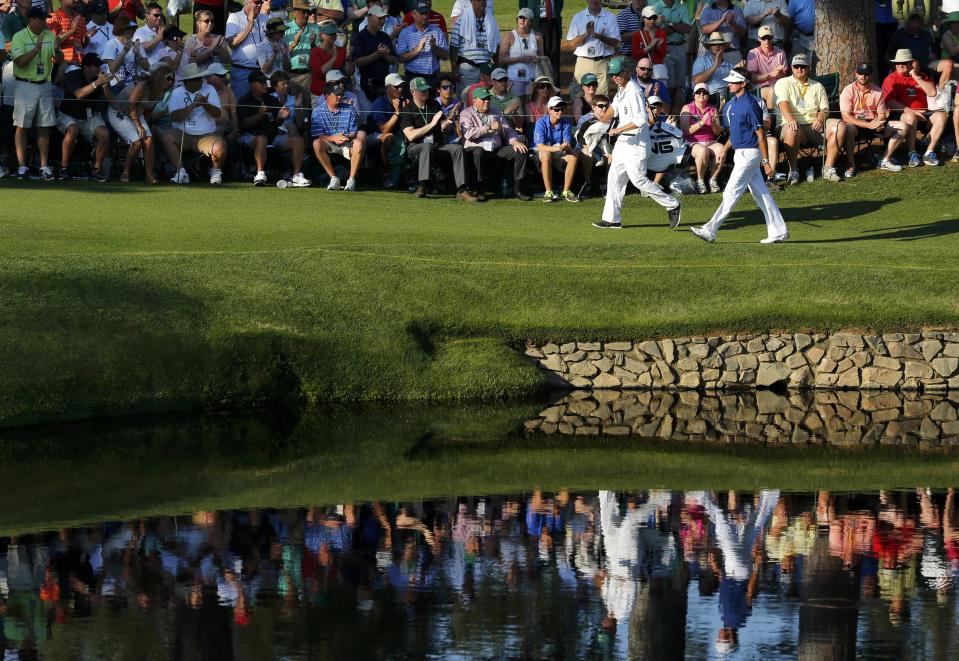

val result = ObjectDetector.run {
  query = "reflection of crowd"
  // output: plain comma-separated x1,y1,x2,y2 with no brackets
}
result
2,488,959,657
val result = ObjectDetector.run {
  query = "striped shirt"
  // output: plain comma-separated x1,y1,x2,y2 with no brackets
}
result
395,23,447,75
615,5,641,55
449,17,494,65
310,100,358,138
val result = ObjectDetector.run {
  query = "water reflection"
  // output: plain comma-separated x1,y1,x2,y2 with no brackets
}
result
2,489,958,659
527,391,959,448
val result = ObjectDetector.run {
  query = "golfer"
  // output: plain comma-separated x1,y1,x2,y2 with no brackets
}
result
592,57,681,230
690,69,788,244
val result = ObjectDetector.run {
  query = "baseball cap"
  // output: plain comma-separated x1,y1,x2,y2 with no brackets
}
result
791,52,810,67
81,52,102,67
409,76,431,92
722,69,749,84
414,1,430,13
367,5,387,17
491,67,508,81
325,69,346,83
608,57,626,75
856,62,873,75
473,87,492,100
266,17,286,32
757,25,773,39
248,69,268,84
647,95,663,106
479,62,494,75
693,82,709,94
206,63,229,76
580,72,598,86
641,5,657,18
87,0,109,14
384,72,405,87
547,95,566,109
517,7,533,19
318,20,338,35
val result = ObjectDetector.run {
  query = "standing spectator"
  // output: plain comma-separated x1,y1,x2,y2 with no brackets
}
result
692,31,733,96
311,74,364,190
631,6,666,65
351,5,397,100
571,71,598,120
165,63,227,184
652,0,691,106
882,48,947,167
745,25,786,108
401,75,474,199
400,0,448,34
785,0,813,55
152,26,187,76
108,62,172,183
131,2,164,63
498,8,542,98
839,62,906,175
634,56,670,106
519,0,561,83
449,0,499,89
313,0,345,24
680,82,723,192
459,86,531,200
488,67,524,127
616,0,646,57
533,95,580,202
192,0,227,37
83,1,113,57
102,16,148,93
698,0,745,61
888,11,953,90
308,21,348,97
742,0,789,47
256,18,291,76
358,0,403,40
55,52,111,180
46,0,87,68
565,0,620,96
285,0,321,100
396,2,448,89
875,0,899,79
237,70,309,186
11,7,59,179
774,52,841,183
184,10,231,72
226,0,268,100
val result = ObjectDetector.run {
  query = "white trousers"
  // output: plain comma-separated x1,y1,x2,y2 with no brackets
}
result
702,147,787,239
602,134,678,224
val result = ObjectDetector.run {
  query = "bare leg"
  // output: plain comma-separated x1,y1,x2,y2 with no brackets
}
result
349,137,365,178
36,128,50,168
312,139,336,177
539,150,553,190
61,123,79,169
562,154,577,191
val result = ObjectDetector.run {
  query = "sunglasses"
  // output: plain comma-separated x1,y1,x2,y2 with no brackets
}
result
536,83,551,87
760,35,773,41
198,18,212,23
594,103,608,109
650,103,663,108
439,83,454,89
150,12,163,17
644,15,657,19
637,66,651,71
792,64,807,69
549,106,565,111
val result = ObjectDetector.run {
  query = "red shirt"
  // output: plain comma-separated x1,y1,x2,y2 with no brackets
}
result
631,28,667,64
881,71,930,111
402,11,448,35
309,45,347,96
108,0,145,20
47,10,87,65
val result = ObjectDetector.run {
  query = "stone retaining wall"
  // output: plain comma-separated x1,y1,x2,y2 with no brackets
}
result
524,390,959,449
524,332,959,392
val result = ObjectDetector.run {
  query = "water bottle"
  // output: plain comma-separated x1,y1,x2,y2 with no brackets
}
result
276,179,289,189
805,167,814,183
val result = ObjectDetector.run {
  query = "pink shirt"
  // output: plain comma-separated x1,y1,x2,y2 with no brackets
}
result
746,45,787,89
682,102,718,143
839,82,887,120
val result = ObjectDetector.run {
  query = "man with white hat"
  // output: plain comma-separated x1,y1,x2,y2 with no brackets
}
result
882,47,947,167
167,62,228,185
692,31,734,95
532,95,580,202
691,68,787,244
592,57,681,230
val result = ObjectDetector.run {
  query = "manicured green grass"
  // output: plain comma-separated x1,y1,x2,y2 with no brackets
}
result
2,165,959,426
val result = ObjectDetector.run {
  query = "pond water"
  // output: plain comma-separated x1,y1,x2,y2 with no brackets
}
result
1,393,958,659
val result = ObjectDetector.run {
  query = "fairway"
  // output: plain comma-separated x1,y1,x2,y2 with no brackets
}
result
2,165,958,426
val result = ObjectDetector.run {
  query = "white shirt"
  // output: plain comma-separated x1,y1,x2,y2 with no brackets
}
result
742,0,790,43
943,0,959,12
133,25,159,54
85,21,113,56
611,78,649,141
101,37,141,88
225,10,267,67
168,82,222,135
566,8,620,58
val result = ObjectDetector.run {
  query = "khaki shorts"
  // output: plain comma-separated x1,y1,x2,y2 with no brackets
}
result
56,111,106,141
780,122,824,145
182,132,222,156
315,139,352,159
13,80,56,128
109,109,152,144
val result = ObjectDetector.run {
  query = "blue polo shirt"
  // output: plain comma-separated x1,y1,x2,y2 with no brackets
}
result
789,0,814,34
533,115,573,148
721,91,763,149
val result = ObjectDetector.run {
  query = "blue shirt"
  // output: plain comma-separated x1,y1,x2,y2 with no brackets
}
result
788,0,814,34
699,3,747,50
368,94,394,133
875,0,896,24
395,23,447,74
637,78,671,106
721,91,763,149
310,100,358,138
532,115,573,148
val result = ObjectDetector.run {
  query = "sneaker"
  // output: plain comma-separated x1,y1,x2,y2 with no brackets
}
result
253,170,268,186
383,174,394,189
171,167,190,184
696,179,707,194
91,167,108,182
708,178,722,193
455,189,478,202
786,170,799,185
690,226,715,243
760,233,789,244
667,201,682,229
327,175,341,190
924,151,940,166
209,168,223,185
0,165,8,178
16,166,29,180
542,189,556,202
880,158,902,172
58,167,70,181
515,191,532,201
952,150,959,163
344,177,356,191
823,167,841,182
772,172,787,183
844,166,855,179
562,190,579,203
908,151,922,168
290,172,311,187
39,166,54,181
592,220,622,229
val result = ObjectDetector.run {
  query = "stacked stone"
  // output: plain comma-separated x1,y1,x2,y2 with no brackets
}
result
523,390,959,449
524,332,959,392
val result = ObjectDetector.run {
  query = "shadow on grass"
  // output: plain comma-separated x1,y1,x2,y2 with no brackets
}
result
719,197,903,231
790,218,959,243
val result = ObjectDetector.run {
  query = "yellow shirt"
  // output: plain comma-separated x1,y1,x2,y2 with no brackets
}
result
11,27,56,82
773,75,828,125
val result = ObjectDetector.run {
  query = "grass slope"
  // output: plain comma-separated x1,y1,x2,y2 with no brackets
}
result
2,166,959,426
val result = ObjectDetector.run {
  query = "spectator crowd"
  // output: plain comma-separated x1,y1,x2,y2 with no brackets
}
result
1,0,959,199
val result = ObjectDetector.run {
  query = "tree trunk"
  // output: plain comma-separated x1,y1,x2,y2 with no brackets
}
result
814,0,876,77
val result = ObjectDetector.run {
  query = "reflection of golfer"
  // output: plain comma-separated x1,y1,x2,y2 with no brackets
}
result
691,69,788,244
592,58,681,230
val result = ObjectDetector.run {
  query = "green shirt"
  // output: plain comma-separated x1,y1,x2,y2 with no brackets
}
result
1,10,29,45
654,0,692,44
284,20,321,71
11,27,56,82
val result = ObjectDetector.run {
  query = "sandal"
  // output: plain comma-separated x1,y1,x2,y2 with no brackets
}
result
120,171,130,183
145,174,158,185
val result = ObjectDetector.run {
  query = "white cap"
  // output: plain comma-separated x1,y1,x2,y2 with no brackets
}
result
384,72,405,87
647,95,664,106
641,5,657,18
547,95,566,109
491,67,509,80
693,82,709,93
517,7,533,19
325,69,346,83
722,69,749,84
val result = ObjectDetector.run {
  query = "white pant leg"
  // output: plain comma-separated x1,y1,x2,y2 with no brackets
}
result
702,148,758,235
746,166,788,238
621,138,678,210
602,141,632,223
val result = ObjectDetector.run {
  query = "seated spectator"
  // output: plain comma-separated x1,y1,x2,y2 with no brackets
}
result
940,12,959,67
311,74,364,190
368,73,406,186
102,15,148,93
573,93,612,196
309,21,348,98
434,74,464,143
680,82,723,193
236,70,309,186
571,72,598,122
527,74,555,126
774,52,843,183
631,6,666,65
401,76,474,200
396,2,449,89
745,25,787,109
692,31,735,96
108,62,173,183
271,71,308,141
635,56,670,107
488,67,524,127
498,8,543,98
888,11,953,90
459,87,531,200
206,62,242,174
55,52,111,181
166,63,227,185
449,0,499,89
840,62,907,174
533,95,580,202
351,5,397,100
256,18,291,76
882,48,947,166
46,0,87,68
462,62,493,106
